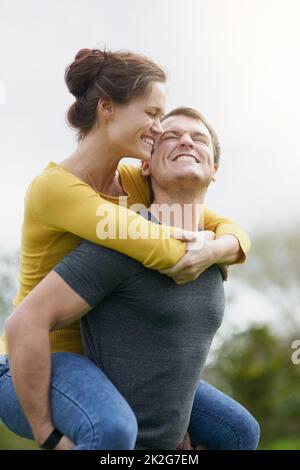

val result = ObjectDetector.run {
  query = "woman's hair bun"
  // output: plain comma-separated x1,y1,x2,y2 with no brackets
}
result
65,48,108,98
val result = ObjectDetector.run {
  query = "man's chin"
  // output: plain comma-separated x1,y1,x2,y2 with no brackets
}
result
173,170,206,182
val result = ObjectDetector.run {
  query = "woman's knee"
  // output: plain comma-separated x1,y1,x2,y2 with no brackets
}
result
190,381,260,450
49,353,138,450
234,410,260,450
76,403,138,450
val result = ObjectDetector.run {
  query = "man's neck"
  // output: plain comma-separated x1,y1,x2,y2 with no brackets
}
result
148,187,206,232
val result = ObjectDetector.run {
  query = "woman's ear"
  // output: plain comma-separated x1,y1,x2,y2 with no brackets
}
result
97,98,114,119
141,160,152,177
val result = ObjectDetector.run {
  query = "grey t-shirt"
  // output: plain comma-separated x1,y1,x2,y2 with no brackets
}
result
54,237,225,450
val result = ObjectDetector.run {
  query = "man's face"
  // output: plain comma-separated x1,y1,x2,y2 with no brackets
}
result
142,115,218,191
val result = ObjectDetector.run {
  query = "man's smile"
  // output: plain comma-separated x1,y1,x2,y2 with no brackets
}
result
171,153,200,163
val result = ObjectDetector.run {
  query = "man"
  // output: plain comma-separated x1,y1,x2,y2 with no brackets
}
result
2,108,259,450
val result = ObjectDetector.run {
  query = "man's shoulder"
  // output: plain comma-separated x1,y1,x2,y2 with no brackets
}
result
74,240,144,271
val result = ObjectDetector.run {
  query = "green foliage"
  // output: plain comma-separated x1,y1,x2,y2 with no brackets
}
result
0,423,39,450
204,325,300,449
263,437,300,450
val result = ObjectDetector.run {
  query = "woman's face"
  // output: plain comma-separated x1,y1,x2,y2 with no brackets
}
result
107,81,166,161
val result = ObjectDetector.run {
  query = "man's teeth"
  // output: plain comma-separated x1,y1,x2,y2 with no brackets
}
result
174,155,197,162
142,137,154,146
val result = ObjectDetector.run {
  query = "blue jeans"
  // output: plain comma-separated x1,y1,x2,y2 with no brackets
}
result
0,353,259,450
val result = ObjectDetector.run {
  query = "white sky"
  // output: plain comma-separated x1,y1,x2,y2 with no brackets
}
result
0,0,300,250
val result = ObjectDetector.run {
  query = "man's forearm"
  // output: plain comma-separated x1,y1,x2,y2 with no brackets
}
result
212,234,244,265
5,314,55,445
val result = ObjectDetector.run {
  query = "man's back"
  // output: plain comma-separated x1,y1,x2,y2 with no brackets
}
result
55,240,225,449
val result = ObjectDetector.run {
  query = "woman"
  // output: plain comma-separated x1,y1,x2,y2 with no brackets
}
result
0,48,257,450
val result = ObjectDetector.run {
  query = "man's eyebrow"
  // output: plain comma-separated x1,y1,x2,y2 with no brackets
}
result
191,132,210,140
161,129,209,139
161,130,180,136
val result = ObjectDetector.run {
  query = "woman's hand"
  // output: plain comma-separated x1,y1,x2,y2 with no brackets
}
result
159,230,218,284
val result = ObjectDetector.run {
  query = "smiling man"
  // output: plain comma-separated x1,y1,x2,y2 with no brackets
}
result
2,108,259,451
141,108,220,236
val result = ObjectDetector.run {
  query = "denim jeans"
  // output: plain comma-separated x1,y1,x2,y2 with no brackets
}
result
0,352,259,450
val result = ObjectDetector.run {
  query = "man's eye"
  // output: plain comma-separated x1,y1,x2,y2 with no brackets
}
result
146,112,156,117
164,135,177,140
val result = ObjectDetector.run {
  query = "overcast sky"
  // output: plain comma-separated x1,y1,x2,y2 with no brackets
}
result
0,0,299,251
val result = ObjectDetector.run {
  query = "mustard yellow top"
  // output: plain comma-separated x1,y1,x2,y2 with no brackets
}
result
0,162,250,355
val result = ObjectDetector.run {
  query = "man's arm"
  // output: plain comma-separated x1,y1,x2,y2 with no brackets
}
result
5,241,132,448
5,271,91,447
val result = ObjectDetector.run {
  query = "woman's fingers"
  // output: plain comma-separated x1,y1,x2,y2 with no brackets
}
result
169,228,197,242
202,230,215,240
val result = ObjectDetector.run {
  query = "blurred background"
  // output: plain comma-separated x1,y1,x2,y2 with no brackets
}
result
0,0,299,450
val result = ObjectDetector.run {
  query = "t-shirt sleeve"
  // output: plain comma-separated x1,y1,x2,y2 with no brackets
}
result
53,240,135,307
28,168,186,270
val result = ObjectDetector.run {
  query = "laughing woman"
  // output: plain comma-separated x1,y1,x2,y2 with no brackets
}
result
0,48,256,450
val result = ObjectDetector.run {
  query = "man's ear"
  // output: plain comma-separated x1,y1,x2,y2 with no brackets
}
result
141,160,152,177
97,98,115,119
211,163,219,182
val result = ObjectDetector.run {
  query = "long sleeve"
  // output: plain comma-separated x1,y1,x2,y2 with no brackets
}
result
204,207,251,262
123,164,251,262
28,167,186,270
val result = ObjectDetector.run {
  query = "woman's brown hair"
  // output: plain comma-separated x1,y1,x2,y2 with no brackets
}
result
65,48,166,140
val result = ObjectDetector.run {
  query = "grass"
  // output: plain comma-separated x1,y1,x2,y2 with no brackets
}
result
261,437,300,450
0,423,39,450
1,422,300,451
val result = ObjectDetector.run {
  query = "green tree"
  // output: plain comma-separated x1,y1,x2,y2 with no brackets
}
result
204,325,300,448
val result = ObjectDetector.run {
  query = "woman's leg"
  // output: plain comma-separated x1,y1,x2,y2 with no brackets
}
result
187,380,260,450
0,353,138,450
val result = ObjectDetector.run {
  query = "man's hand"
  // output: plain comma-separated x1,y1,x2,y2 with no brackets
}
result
160,230,217,284
176,432,194,450
176,432,207,451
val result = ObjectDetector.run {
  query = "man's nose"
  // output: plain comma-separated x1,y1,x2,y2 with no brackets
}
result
178,134,194,147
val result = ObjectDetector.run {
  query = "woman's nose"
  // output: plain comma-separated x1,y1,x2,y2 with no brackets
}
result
151,118,163,136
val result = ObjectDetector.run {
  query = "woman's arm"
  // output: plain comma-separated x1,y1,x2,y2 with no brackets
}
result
29,167,185,270
160,232,243,284
203,207,250,263
30,165,250,280
124,164,251,264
